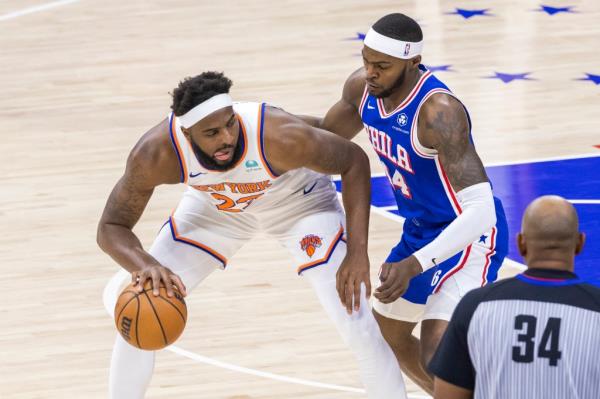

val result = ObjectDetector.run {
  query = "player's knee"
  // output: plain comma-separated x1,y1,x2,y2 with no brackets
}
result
334,306,384,351
344,311,377,342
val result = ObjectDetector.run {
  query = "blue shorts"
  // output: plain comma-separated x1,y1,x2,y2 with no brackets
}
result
385,220,508,306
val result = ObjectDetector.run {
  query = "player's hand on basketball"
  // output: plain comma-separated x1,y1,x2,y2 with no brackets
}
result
132,264,187,298
336,253,372,314
374,255,422,304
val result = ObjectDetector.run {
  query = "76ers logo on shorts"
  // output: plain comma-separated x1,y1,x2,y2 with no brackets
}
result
300,234,323,257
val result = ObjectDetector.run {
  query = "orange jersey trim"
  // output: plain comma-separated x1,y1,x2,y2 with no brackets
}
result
230,113,249,170
169,114,189,184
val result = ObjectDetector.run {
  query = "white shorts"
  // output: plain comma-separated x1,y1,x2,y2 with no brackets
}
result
373,274,463,323
373,229,506,323
163,184,346,275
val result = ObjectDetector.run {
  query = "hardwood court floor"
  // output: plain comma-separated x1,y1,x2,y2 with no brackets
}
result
1,0,599,398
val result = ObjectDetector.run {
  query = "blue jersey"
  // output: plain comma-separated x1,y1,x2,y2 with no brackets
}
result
360,65,506,249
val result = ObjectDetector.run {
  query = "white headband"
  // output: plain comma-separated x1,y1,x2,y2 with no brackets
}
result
178,93,233,128
363,28,423,59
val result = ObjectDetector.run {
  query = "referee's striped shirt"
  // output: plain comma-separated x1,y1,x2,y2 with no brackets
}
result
429,268,600,399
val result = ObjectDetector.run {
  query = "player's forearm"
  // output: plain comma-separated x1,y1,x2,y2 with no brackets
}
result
413,183,496,270
97,223,160,273
340,147,371,256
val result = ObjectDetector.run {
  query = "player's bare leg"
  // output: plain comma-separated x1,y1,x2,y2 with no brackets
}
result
419,319,448,376
374,312,434,394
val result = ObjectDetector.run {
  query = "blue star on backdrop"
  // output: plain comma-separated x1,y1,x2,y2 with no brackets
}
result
537,5,576,15
425,64,454,73
348,32,366,41
447,8,492,19
485,72,535,84
576,73,600,85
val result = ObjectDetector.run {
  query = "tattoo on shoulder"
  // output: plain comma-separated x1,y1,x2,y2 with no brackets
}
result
425,103,488,192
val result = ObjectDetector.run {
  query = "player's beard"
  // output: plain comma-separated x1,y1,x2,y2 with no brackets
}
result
191,138,244,171
373,71,407,99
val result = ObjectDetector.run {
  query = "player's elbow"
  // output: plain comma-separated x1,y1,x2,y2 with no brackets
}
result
350,143,370,169
96,217,118,254
96,221,109,252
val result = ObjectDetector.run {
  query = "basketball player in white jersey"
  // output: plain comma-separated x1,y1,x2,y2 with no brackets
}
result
97,72,407,398
300,14,508,394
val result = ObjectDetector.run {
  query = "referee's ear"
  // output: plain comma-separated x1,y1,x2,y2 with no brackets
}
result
517,233,527,258
575,232,586,255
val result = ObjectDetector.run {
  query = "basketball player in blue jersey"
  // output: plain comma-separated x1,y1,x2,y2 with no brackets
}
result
300,13,509,393
97,72,407,398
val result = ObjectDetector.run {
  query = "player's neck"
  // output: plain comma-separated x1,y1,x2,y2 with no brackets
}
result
382,69,422,112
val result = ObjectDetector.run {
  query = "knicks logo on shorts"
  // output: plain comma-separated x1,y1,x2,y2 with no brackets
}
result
300,234,323,257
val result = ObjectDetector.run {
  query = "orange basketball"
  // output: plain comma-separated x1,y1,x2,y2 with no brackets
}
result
114,281,187,350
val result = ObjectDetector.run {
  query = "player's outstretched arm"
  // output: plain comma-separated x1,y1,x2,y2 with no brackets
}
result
296,68,366,140
97,119,186,297
376,94,497,303
264,106,371,314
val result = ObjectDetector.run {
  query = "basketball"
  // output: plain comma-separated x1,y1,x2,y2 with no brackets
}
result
114,281,187,350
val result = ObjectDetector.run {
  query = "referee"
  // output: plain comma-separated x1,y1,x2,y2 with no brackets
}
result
428,195,600,399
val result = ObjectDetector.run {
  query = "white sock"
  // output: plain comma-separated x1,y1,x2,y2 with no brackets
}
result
109,335,155,399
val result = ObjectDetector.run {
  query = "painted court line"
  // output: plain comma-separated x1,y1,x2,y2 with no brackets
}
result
0,0,80,21
568,199,600,205
167,345,366,394
482,152,600,167
170,342,432,398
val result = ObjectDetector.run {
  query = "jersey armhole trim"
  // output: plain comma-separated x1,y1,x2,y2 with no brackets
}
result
257,103,280,179
409,88,453,159
358,84,369,118
169,113,188,184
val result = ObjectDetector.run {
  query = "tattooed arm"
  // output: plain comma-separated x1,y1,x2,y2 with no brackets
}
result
375,94,497,303
96,118,186,296
419,94,488,191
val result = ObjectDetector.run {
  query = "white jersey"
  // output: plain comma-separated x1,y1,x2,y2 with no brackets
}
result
168,101,334,215
166,101,343,273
